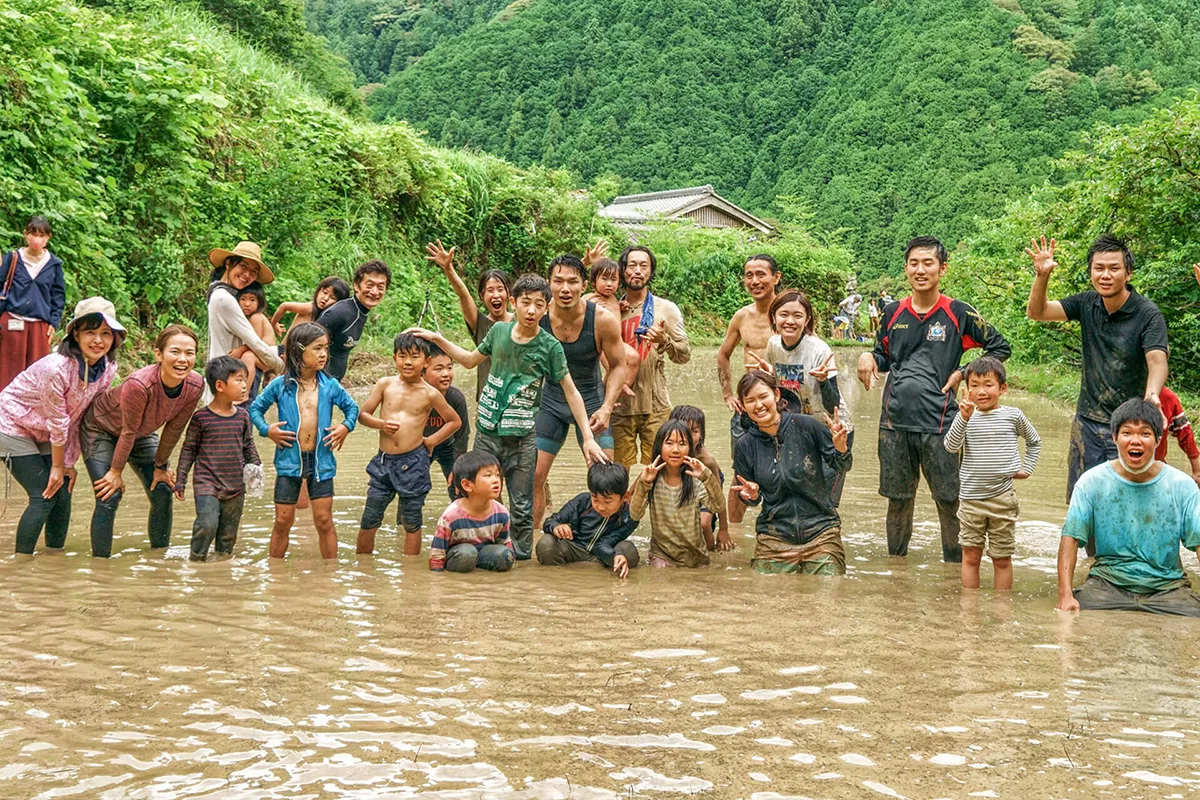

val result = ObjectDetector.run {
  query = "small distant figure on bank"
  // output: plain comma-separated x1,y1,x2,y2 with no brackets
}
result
271,276,351,342
538,461,640,577
943,357,1042,590
1056,398,1200,616
867,294,881,334
0,216,66,392
424,346,470,499
1156,386,1200,487
668,405,733,550
228,281,275,401
249,323,358,559
356,333,461,556
430,451,514,573
837,293,862,340
176,356,262,561
630,419,727,568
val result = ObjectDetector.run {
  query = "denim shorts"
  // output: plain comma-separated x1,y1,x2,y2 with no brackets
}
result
274,450,334,505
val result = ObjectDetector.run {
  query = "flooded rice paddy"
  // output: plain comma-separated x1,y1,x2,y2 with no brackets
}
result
2,347,1199,798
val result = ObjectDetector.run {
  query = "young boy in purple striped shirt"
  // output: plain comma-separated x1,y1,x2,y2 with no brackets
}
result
176,356,262,561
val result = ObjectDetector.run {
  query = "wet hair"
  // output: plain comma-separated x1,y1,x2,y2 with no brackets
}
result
589,257,620,285
736,369,778,403
354,259,392,287
57,313,122,378
237,282,266,315
154,323,199,353
588,461,630,497
548,253,587,282
511,273,551,302
426,341,448,360
668,405,707,448
24,215,51,235
619,246,657,286
451,450,502,499
283,322,329,380
476,269,513,300
768,289,816,335
744,253,780,274
311,276,351,320
648,419,697,508
1087,232,1134,272
393,331,433,356
205,355,248,393
904,236,948,265
1110,398,1164,442
964,355,1007,386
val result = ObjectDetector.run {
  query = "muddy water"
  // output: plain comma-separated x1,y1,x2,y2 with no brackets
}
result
2,347,1199,799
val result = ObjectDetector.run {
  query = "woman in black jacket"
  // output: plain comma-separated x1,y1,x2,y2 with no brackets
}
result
728,370,852,575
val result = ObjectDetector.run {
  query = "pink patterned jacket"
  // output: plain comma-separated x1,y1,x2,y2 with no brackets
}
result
0,354,118,465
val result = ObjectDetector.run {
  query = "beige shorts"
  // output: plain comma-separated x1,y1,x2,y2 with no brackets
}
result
958,489,1019,559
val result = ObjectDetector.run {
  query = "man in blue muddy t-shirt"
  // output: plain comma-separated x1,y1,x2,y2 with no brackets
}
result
1056,398,1200,616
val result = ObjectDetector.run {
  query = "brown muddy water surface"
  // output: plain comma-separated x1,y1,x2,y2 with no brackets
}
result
2,347,1200,798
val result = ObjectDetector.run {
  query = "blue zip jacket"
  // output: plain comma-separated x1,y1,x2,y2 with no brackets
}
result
1,250,66,328
249,372,359,479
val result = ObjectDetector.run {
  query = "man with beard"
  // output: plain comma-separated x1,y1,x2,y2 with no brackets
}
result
317,260,391,382
610,245,691,468
532,254,624,530
717,254,783,452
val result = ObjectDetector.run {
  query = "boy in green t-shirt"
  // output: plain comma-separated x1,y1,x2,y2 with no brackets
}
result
411,274,608,559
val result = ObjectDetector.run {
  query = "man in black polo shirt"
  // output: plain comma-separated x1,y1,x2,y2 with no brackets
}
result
317,260,391,381
1025,233,1168,511
858,236,1011,563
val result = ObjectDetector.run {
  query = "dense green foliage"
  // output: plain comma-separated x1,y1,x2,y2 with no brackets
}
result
948,94,1200,388
352,0,1200,276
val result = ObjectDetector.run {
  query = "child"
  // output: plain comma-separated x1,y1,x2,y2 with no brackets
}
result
356,333,462,556
760,289,854,505
424,344,471,499
537,461,640,577
409,273,608,561
430,450,514,573
229,282,276,400
271,276,351,341
584,257,623,321
943,356,1042,590
630,419,726,568
249,322,358,560
669,405,733,551
175,356,262,561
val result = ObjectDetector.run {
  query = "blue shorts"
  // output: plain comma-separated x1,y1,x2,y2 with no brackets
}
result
360,447,431,532
274,450,334,505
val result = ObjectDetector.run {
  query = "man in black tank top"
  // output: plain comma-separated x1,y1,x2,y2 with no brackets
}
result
533,254,629,530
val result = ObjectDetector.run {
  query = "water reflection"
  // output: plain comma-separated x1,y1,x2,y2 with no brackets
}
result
2,347,1199,797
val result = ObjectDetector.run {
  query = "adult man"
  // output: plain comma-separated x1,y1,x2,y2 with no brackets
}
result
1027,235,1167,512
838,293,862,340
1056,398,1200,616
858,236,1010,563
610,245,690,467
317,260,391,382
532,254,624,529
717,254,783,451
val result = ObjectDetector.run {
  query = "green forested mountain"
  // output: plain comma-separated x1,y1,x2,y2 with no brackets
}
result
346,0,1200,275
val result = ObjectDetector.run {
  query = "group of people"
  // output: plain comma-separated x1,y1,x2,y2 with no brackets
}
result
1,215,1198,616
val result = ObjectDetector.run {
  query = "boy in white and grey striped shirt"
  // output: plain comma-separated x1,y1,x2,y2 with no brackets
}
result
944,357,1042,590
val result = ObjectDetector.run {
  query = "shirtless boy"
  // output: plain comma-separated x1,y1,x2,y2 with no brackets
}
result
716,254,783,450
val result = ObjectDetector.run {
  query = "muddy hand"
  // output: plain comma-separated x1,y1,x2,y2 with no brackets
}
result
856,352,878,391
747,350,774,375
641,455,665,484
732,474,759,502
809,352,835,382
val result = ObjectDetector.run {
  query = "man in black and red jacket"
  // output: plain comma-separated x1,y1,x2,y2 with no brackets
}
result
857,236,1011,563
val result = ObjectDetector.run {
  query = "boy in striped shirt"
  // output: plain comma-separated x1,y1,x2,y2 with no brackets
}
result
430,451,514,572
944,357,1042,590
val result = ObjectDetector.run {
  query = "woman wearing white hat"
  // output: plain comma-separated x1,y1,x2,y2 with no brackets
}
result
0,297,124,554
205,242,283,401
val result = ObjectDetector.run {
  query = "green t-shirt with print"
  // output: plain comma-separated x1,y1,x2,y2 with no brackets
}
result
476,322,568,436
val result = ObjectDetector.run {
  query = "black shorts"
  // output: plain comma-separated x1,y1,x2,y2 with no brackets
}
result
877,427,959,504
274,450,334,505
535,393,614,454
360,447,431,532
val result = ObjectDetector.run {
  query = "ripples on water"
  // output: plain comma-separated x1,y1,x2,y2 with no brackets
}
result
2,349,1199,798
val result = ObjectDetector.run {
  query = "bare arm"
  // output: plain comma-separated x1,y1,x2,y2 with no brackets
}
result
355,380,388,431
271,301,308,327
427,241,479,337
1055,536,1081,612
423,387,461,450
1144,349,1168,400
560,372,608,464
1025,236,1068,322
409,328,487,369
594,308,628,415
716,312,743,412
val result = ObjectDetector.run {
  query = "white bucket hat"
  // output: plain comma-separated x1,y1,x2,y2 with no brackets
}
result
64,296,126,337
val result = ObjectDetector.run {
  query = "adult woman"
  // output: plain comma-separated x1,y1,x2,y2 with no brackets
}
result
81,324,204,558
728,371,851,576
205,241,282,400
0,216,67,390
0,297,123,554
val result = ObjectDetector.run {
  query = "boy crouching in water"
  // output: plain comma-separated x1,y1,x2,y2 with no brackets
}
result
537,461,640,577
431,451,514,573
944,356,1042,590
357,333,461,555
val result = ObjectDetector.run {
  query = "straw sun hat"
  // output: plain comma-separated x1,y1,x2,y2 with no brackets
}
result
207,241,274,285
